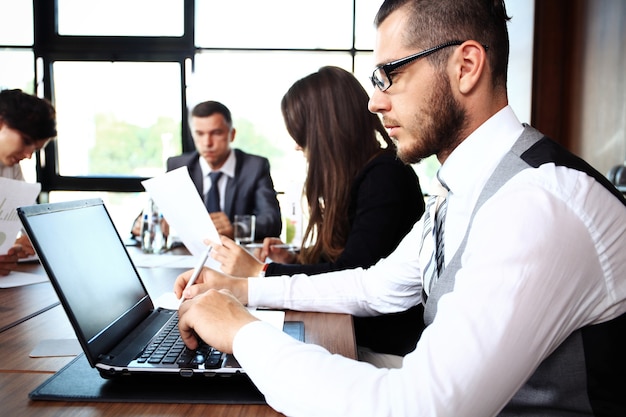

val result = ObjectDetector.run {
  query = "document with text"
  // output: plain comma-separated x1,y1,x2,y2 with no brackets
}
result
0,178,41,254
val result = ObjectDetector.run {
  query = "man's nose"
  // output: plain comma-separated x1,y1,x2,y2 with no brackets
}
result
368,88,389,115
21,145,36,160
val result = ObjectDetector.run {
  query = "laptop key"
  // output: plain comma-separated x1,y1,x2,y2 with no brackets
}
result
205,351,223,369
136,315,221,368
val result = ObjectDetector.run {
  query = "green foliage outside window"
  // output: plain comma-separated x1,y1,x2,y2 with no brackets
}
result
230,117,288,174
89,113,181,176
88,114,287,178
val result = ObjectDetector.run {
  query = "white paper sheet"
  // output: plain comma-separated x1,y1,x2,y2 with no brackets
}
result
129,252,199,269
0,178,41,254
29,338,81,357
141,167,220,257
0,270,48,288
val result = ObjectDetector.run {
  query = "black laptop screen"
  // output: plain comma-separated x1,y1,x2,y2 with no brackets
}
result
22,201,148,342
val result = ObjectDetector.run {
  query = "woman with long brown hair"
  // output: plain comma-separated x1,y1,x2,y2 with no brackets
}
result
211,66,425,358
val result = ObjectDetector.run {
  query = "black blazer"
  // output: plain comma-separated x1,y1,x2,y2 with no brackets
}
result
167,148,282,240
265,150,426,355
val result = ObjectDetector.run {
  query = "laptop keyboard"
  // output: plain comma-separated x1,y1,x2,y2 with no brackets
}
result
136,315,224,369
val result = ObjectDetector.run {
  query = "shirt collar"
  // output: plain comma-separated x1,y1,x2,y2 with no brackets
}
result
438,105,524,200
198,149,237,178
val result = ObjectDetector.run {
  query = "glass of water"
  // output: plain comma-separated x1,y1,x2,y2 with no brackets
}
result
234,214,255,245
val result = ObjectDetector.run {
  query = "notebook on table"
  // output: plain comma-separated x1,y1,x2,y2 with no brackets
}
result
17,198,303,379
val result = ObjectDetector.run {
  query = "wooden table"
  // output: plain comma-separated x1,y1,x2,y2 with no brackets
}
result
0,258,357,416
0,263,58,333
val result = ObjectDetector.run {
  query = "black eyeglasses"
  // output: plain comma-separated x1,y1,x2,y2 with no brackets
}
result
370,40,484,92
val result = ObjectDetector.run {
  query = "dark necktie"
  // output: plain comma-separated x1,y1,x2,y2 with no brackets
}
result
433,194,448,280
205,171,223,213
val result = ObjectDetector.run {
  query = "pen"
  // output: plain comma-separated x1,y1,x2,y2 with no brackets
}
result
244,243,296,250
180,245,212,301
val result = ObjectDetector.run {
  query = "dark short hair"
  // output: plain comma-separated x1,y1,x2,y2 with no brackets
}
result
0,89,57,140
375,0,511,90
190,101,232,126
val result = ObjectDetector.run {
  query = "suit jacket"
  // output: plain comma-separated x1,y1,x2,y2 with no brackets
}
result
167,149,282,240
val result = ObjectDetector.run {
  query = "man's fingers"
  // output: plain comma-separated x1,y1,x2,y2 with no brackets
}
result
177,301,200,350
173,269,194,298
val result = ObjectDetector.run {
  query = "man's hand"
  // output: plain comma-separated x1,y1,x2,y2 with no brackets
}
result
210,212,234,238
0,250,19,276
178,289,258,353
14,234,35,256
173,266,249,305
0,237,36,275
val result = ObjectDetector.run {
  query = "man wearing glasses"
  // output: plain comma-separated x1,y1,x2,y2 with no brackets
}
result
175,1,626,416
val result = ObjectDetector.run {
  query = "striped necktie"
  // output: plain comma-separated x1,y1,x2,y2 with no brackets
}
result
205,171,223,213
420,179,449,295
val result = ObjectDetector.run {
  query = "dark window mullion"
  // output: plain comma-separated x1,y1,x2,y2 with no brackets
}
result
34,0,193,194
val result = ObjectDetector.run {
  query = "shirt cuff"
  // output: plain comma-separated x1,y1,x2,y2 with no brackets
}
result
232,320,296,372
248,275,287,308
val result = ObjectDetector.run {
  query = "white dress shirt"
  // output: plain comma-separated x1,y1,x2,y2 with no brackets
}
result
233,106,626,417
0,161,24,180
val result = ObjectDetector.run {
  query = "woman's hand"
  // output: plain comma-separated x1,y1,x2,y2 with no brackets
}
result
209,236,266,277
258,237,298,264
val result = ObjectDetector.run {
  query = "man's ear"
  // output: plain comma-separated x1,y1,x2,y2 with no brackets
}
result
230,127,236,143
454,41,488,95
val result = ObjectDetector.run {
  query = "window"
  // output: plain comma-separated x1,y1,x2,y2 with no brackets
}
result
5,0,534,234
191,0,535,196
195,0,354,49
190,50,353,191
0,0,36,181
52,61,182,177
0,0,33,45
57,0,184,37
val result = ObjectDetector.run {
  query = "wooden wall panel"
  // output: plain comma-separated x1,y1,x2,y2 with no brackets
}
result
532,0,626,176
576,0,626,176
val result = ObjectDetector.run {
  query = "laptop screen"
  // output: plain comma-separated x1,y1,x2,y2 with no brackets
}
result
19,199,148,342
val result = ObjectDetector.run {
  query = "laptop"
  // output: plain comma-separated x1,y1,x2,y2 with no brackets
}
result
18,198,302,379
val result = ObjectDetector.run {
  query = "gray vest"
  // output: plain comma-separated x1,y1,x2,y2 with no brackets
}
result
423,126,626,416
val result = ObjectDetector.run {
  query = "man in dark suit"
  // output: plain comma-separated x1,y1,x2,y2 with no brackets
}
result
168,101,281,240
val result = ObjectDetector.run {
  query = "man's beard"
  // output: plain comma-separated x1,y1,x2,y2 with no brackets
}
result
396,73,467,165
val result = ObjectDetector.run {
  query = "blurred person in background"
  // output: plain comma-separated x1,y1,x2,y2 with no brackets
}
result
0,89,56,275
132,100,281,242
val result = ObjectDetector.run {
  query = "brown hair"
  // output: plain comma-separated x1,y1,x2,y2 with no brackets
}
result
281,66,394,263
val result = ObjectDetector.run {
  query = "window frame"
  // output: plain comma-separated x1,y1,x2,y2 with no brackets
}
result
32,0,195,195
30,0,372,197
26,1,535,200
